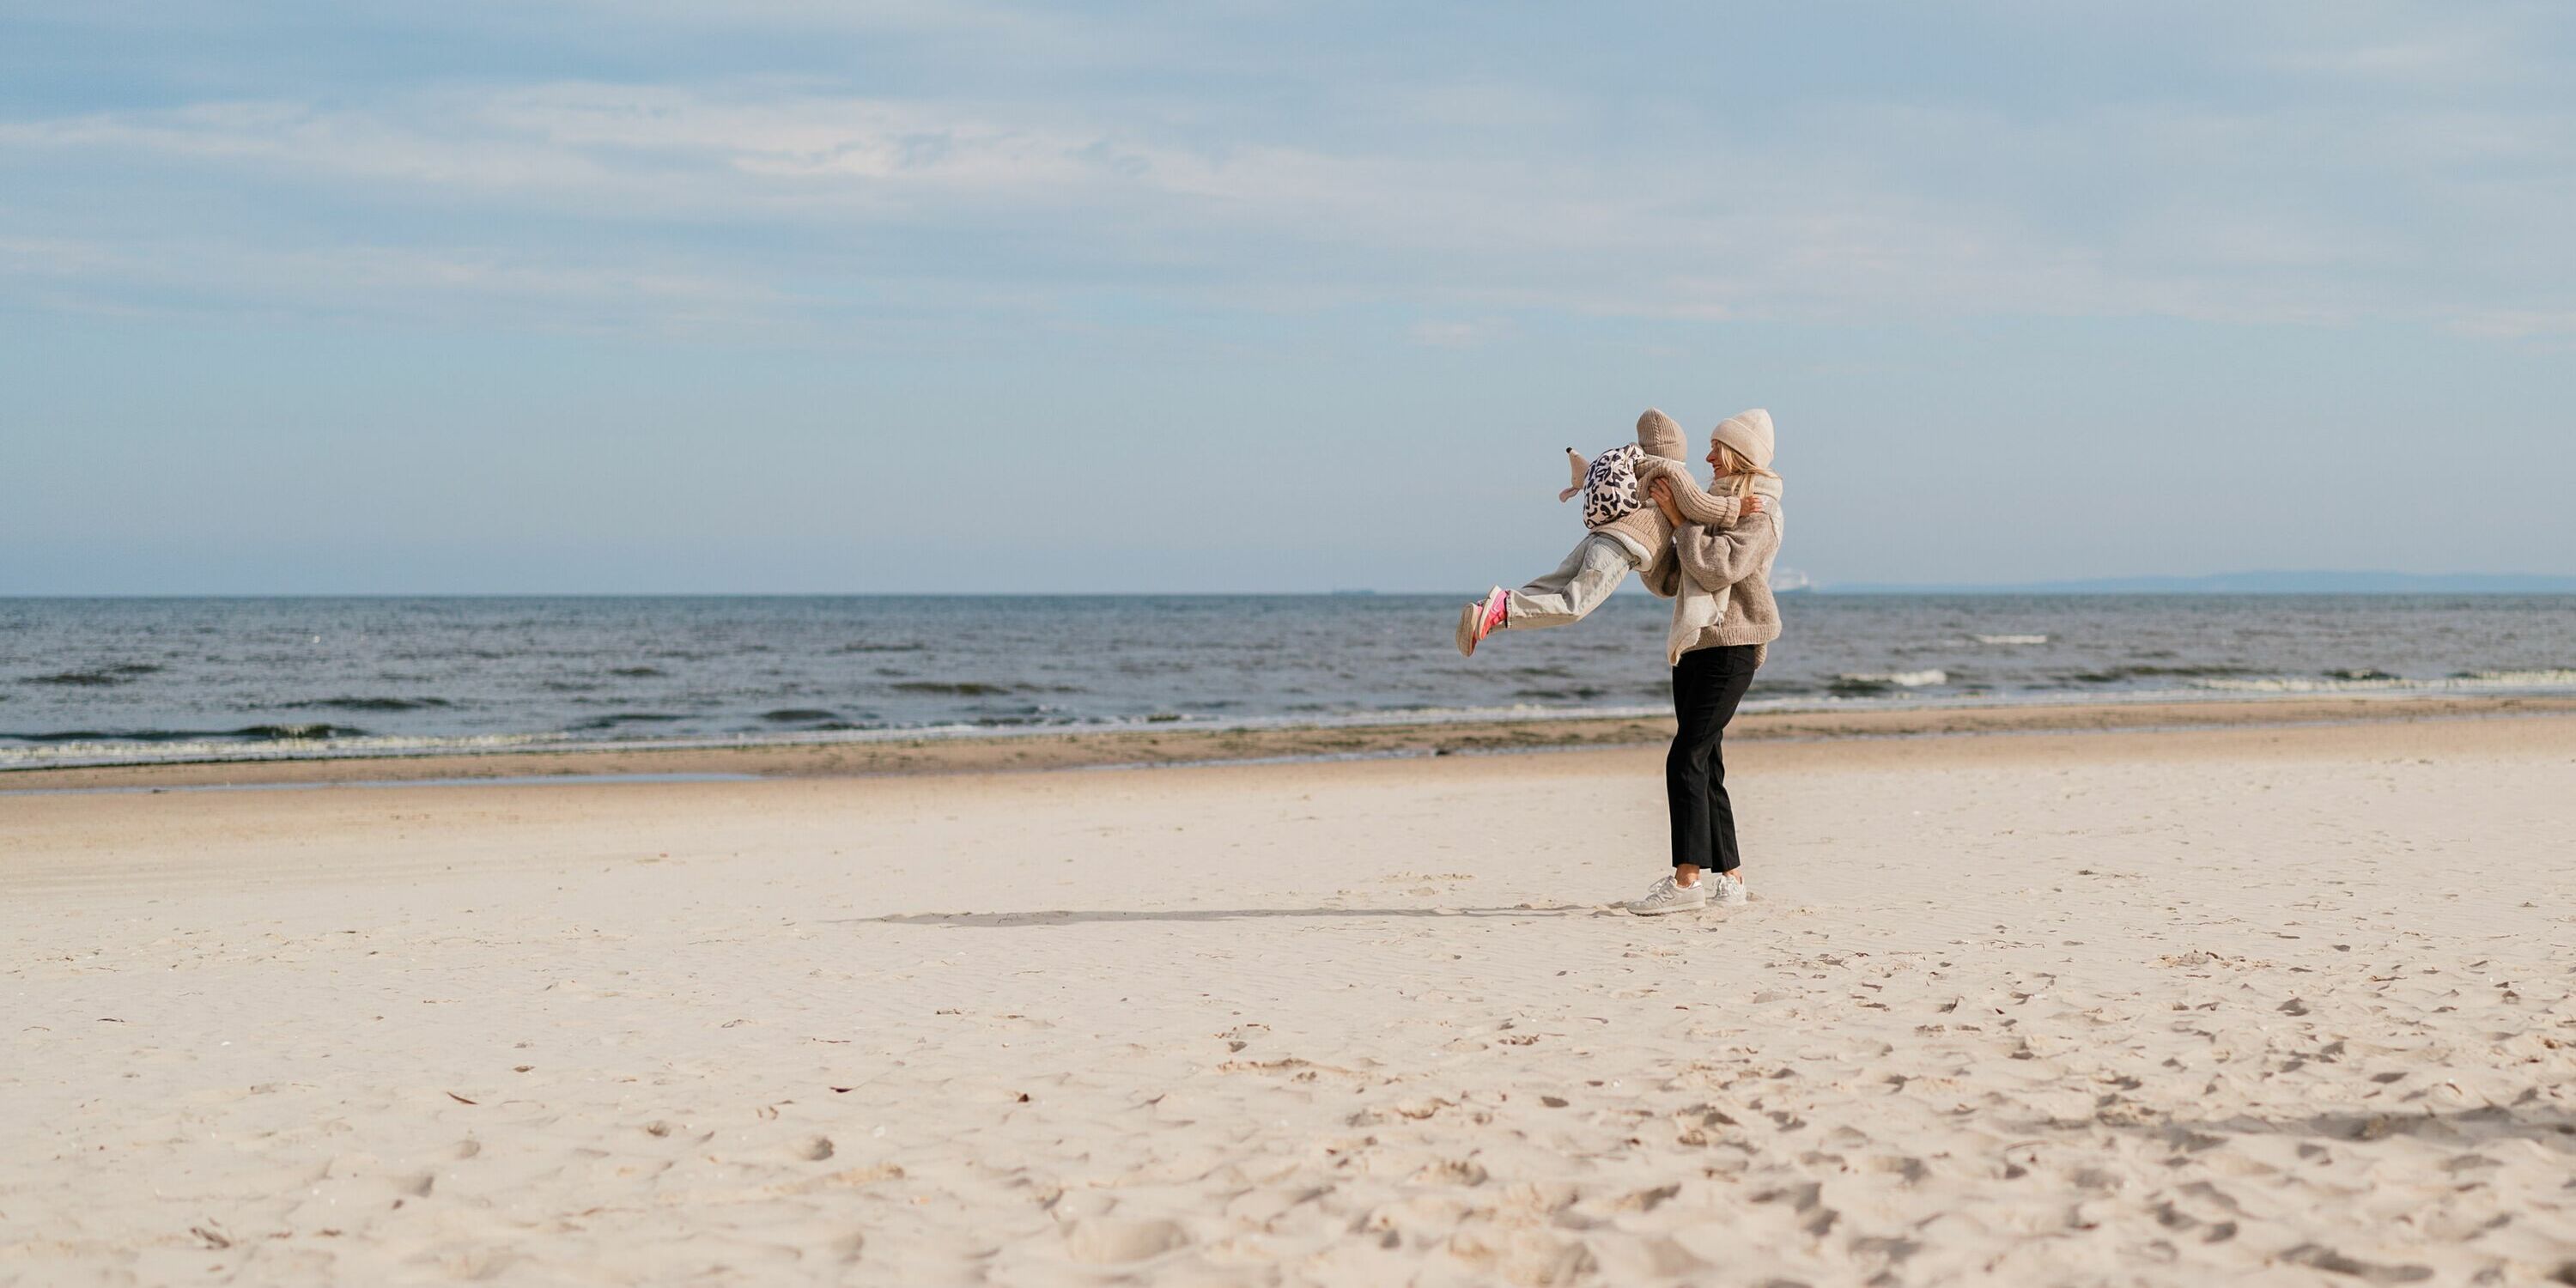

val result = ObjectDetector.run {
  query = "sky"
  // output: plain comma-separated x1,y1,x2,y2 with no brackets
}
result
3,1,2573,593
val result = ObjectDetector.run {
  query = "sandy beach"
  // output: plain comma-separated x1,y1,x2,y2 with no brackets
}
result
5,707,2573,1285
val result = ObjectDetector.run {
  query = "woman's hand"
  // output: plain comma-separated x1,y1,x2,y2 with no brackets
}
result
1648,477,1685,526
1741,495,1765,517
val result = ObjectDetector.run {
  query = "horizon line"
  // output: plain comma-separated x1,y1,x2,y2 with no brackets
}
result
8,574,2576,599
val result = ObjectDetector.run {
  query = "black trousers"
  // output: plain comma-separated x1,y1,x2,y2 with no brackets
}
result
1667,644,1762,873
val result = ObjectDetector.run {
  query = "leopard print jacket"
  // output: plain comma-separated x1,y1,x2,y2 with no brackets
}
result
1577,444,1647,528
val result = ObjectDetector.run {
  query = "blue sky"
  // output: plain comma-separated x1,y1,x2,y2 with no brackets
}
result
4,2,2573,592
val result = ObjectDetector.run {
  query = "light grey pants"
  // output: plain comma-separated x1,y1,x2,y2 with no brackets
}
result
1504,532,1642,629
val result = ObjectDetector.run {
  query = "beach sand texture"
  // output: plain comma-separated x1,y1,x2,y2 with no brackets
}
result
5,714,2574,1285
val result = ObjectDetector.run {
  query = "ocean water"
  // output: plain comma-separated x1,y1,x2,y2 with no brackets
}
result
3,594,2572,769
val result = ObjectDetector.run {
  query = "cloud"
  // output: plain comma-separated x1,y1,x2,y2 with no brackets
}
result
0,231,784,330
4,40,2575,341
1407,319,1508,349
2263,21,2528,88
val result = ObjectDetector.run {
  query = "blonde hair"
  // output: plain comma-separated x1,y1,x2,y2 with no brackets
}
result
1710,443,1777,497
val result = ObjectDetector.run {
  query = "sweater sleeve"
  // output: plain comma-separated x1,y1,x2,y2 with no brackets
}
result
1634,457,1740,526
1671,512,1780,594
1638,538,1684,600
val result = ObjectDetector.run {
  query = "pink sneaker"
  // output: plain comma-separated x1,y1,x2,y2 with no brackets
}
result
1455,586,1509,657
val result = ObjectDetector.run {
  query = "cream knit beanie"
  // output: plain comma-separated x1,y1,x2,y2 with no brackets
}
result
1710,409,1776,470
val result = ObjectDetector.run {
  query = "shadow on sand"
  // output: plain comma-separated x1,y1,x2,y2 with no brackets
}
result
2129,1103,2576,1153
844,905,1599,927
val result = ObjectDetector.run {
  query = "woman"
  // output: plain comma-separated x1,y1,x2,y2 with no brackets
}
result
1624,409,1784,914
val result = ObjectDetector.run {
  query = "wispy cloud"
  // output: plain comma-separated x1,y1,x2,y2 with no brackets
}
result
1407,318,1509,349
0,230,785,330
4,5,2573,342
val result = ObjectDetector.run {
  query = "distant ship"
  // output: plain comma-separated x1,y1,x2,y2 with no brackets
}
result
1773,567,1814,594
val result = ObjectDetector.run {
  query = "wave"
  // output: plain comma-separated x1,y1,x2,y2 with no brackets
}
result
1832,670,1948,694
568,713,687,731
21,663,165,687
5,722,368,744
236,723,368,741
2458,668,2576,684
281,696,454,712
607,666,665,677
890,681,1017,696
2059,665,2260,684
10,728,210,744
2197,668,2576,694
0,729,560,770
3,702,1682,769
833,642,927,654
761,708,844,723
1972,634,2048,645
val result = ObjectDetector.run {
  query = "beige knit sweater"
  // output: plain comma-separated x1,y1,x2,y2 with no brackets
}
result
1640,472,1785,664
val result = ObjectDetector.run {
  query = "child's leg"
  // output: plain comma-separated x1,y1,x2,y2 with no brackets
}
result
1504,535,1637,629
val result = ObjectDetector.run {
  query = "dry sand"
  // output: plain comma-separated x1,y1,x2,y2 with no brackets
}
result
4,712,2574,1285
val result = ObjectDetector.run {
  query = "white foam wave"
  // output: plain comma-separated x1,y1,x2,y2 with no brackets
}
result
2458,668,2576,685
0,732,560,771
2196,669,2576,694
1836,670,1948,688
0,703,1685,772
1973,634,2049,645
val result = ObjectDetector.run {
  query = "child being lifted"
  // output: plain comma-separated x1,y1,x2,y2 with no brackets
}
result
1455,408,1765,656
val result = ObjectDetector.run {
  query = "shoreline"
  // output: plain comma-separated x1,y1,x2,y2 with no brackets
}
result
6,691,2570,792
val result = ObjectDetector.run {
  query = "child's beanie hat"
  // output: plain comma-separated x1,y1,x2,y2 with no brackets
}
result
1635,408,1687,460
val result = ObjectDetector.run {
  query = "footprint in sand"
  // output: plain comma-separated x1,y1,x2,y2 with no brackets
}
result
1061,1217,1189,1264
1412,1158,1489,1187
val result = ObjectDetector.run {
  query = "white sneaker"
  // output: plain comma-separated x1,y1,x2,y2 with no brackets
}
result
1625,874,1708,916
1707,872,1748,907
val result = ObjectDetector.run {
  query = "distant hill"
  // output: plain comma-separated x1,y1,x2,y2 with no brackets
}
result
1823,570,2576,594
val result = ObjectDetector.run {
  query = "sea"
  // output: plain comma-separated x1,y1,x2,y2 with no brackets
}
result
3,594,2573,770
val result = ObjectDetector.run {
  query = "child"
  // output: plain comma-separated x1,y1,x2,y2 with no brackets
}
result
1456,408,1765,656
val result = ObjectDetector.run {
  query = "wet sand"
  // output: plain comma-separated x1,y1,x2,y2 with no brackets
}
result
8,692,2573,793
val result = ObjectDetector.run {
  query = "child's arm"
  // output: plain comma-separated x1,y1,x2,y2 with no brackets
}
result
1636,457,1754,526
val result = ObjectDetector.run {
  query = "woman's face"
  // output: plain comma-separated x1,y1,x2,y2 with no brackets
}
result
1705,439,1728,473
